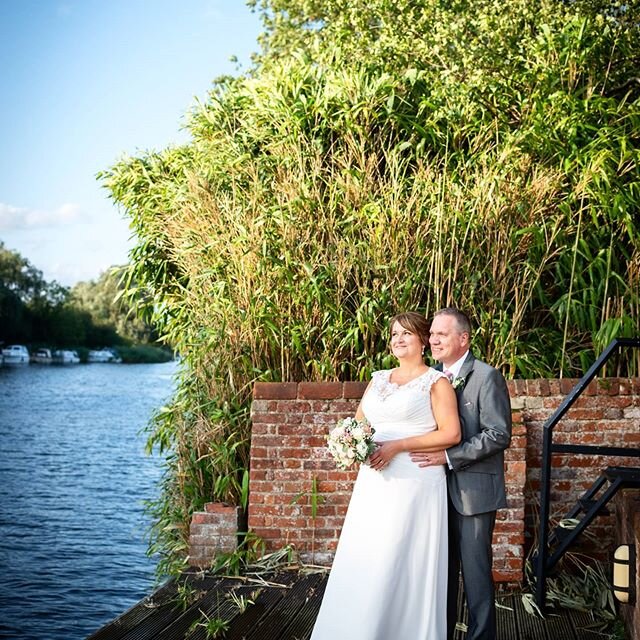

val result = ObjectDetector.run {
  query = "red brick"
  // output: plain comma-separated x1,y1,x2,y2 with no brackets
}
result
343,381,369,399
276,400,308,412
329,400,359,413
565,407,605,420
597,379,620,395
205,502,235,514
619,379,633,395
298,382,343,399
191,512,213,525
253,382,298,399
512,379,526,395
506,461,526,476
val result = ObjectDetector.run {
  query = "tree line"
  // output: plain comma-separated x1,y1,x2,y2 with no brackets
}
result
0,241,163,356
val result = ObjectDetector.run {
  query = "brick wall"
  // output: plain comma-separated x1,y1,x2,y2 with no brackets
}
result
188,502,240,568
518,378,640,557
248,378,640,583
614,489,640,640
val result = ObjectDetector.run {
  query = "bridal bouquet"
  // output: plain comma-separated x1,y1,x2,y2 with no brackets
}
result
327,417,376,470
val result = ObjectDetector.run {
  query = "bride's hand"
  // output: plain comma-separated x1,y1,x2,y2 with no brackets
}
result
368,441,400,471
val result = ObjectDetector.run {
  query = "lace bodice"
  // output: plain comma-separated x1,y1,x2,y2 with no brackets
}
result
361,368,446,442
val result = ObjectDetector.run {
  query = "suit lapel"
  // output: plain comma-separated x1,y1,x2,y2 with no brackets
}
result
458,352,475,380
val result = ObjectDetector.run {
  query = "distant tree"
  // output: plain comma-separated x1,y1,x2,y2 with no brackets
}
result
0,242,69,343
71,268,157,344
0,243,155,347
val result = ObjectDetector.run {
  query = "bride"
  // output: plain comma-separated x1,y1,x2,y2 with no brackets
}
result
310,312,461,640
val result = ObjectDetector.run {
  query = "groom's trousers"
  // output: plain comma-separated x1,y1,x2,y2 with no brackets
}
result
447,502,497,640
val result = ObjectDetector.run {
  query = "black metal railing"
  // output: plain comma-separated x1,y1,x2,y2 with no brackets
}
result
534,337,640,609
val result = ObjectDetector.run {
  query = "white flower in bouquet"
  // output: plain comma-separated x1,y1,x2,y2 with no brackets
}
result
327,417,376,470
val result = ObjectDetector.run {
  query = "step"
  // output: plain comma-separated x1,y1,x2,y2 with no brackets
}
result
603,466,640,485
577,497,610,515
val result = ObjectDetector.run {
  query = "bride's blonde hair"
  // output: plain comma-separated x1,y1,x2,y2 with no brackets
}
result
389,312,430,348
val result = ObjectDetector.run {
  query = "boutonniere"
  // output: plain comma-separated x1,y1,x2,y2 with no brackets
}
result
451,376,466,390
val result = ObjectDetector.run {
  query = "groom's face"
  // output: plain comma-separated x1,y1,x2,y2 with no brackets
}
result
429,314,469,367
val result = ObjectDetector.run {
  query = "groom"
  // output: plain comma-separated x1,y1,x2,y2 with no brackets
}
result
411,307,512,640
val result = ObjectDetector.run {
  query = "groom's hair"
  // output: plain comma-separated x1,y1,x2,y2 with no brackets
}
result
433,307,472,336
389,311,430,346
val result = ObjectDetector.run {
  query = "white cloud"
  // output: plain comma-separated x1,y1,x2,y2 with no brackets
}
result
0,202,83,231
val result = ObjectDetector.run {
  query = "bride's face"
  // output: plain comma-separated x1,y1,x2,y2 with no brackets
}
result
390,321,424,360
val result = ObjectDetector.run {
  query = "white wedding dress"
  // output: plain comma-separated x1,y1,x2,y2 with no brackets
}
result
311,368,448,640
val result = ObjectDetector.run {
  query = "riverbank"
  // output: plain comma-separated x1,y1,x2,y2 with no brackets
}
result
0,343,174,365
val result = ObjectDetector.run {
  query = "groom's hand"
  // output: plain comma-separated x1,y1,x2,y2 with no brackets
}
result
410,450,446,467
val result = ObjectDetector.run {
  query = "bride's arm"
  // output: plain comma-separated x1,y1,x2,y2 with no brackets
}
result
368,378,461,469
354,381,373,421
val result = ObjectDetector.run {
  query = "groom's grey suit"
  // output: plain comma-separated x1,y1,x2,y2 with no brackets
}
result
441,352,512,640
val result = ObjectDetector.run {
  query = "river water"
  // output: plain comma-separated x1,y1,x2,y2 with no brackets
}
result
0,361,176,639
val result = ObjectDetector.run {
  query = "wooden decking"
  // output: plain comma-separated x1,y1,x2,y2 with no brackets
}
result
88,569,612,640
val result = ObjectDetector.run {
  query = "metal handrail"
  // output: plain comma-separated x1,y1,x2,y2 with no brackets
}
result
534,337,640,609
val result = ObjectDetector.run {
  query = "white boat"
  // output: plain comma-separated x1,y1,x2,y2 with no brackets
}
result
87,348,120,363
52,349,80,364
2,344,30,364
32,348,53,364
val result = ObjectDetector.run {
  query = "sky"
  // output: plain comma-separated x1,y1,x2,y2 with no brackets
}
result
0,0,262,286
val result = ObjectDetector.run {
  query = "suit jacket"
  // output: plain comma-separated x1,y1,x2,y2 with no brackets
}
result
441,352,512,516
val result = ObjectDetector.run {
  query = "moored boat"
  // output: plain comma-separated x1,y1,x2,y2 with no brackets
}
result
87,348,121,363
52,349,80,364
2,344,30,364
32,348,53,364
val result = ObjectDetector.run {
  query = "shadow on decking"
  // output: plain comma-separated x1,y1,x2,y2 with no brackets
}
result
88,568,612,640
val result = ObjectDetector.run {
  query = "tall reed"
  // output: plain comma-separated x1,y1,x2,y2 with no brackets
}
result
100,1,640,573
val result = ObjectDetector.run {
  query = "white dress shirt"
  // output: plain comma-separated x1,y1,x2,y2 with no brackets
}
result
443,350,469,379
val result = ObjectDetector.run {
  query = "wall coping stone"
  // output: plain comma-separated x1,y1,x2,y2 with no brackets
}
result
252,378,640,400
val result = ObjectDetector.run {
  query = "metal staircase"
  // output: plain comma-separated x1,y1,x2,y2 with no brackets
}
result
533,338,640,609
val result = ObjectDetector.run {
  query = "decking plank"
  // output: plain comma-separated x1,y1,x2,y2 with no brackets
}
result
223,581,291,640
222,572,303,640
567,609,613,640
87,577,181,640
513,591,554,640
243,573,324,640
88,569,619,640
115,577,236,640
496,594,519,640
275,573,327,640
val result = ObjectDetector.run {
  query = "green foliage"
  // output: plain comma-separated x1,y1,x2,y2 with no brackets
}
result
210,531,266,576
174,580,202,611
291,476,324,562
100,0,640,575
116,344,174,363
0,241,69,343
523,553,619,633
226,587,262,613
70,267,158,344
189,611,230,639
